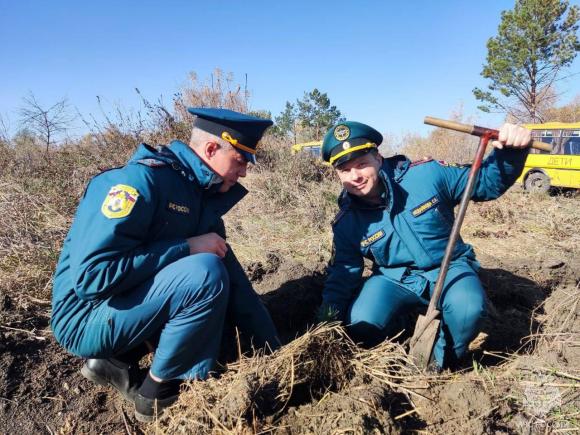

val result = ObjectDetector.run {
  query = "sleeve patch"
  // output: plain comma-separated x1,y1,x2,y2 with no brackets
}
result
101,184,140,219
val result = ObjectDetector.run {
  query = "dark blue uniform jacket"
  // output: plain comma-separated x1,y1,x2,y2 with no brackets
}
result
52,140,277,351
323,147,528,319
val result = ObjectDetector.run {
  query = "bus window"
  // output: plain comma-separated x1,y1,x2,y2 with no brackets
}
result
562,130,580,155
303,146,321,157
530,130,557,154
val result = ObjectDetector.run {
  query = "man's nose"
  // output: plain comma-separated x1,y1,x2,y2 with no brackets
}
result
349,168,361,181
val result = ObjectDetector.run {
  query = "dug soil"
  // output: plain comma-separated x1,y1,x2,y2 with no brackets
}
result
1,250,578,434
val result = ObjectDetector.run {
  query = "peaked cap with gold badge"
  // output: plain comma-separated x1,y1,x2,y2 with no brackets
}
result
322,121,383,167
188,107,273,164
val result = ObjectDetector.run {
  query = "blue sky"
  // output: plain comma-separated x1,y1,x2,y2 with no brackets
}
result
1,0,579,140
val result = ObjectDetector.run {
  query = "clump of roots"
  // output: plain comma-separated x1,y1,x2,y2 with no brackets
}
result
158,323,422,434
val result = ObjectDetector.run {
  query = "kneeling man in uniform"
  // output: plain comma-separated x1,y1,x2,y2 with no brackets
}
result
51,108,280,421
318,120,531,371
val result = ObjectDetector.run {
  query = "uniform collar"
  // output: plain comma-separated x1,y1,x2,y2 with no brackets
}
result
165,141,248,212
384,154,411,182
129,142,248,209
167,140,224,190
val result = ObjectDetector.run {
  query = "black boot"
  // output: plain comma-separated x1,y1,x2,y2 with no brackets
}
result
134,373,182,423
80,358,144,402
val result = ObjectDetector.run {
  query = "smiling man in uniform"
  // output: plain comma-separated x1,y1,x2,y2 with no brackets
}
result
318,120,531,371
51,108,280,421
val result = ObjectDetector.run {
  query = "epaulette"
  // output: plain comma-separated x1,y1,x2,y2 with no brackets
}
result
136,158,167,168
331,207,349,226
409,157,433,167
436,160,471,168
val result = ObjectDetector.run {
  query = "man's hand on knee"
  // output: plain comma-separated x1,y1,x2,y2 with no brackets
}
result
187,233,228,257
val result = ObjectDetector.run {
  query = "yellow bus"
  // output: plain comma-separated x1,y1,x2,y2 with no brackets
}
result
291,141,323,157
516,122,580,192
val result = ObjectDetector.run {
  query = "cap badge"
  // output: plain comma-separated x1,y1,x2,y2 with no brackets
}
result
221,131,239,146
342,141,351,150
334,125,350,141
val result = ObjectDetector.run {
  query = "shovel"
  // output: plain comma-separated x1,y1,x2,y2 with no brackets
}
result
408,117,551,369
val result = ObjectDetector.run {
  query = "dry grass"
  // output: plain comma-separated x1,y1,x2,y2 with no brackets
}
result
464,188,580,265
404,278,579,434
225,137,339,267
1,86,578,433
533,284,580,352
399,107,481,163
490,282,580,433
462,188,579,432
156,323,423,434
0,179,68,302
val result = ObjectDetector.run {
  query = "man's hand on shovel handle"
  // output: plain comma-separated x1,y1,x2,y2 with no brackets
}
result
492,123,533,149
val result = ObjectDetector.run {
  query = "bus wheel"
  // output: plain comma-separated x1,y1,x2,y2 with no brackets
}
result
524,172,550,193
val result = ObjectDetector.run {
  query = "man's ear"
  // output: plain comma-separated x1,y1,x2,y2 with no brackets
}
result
204,141,220,160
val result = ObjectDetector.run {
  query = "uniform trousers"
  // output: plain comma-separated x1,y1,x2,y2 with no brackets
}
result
69,254,230,380
346,259,486,367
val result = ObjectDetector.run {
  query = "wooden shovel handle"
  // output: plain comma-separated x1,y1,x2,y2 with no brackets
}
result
424,116,552,152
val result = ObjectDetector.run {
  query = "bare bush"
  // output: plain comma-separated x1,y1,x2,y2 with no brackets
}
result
400,106,480,163
0,113,10,145
174,69,249,120
543,93,580,122
253,136,338,228
19,94,74,152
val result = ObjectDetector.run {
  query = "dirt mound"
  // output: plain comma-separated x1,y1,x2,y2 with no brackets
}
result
0,333,135,434
0,287,136,434
411,266,580,434
413,379,495,434
159,325,419,434
278,375,398,434
2,250,577,434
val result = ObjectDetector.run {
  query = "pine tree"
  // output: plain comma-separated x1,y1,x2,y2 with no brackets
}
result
473,0,580,122
296,89,343,140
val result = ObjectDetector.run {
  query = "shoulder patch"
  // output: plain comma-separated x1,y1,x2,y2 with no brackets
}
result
409,157,433,167
437,160,470,168
331,207,349,226
101,184,140,219
136,158,167,168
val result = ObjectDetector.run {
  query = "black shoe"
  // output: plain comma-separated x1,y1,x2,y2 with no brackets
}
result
80,358,143,402
134,393,179,423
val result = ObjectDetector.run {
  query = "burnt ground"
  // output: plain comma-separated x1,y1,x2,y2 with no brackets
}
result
0,252,578,434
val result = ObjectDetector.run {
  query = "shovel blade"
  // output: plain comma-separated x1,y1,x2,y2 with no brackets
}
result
409,314,440,369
